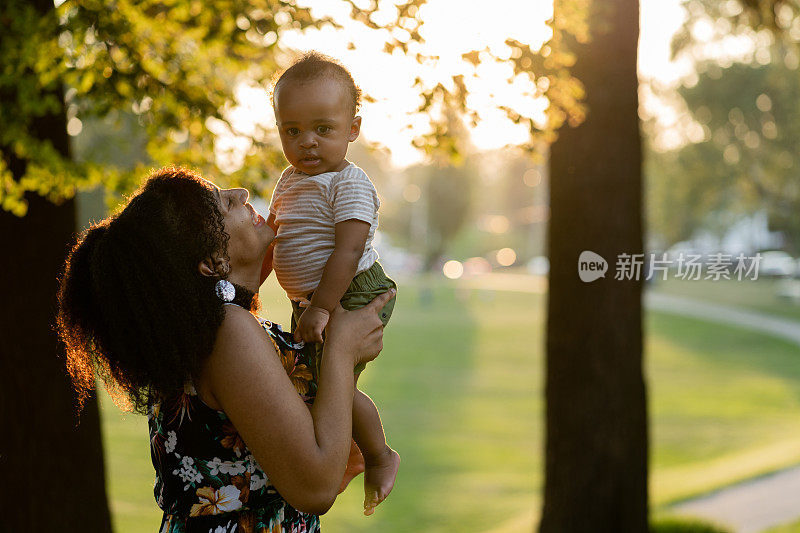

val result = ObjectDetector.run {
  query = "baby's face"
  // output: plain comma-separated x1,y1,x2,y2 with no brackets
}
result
274,78,361,175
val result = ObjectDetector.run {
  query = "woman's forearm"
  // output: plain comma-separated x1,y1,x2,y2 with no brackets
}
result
229,292,387,514
304,344,356,509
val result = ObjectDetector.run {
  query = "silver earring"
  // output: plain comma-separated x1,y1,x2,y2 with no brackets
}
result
215,279,235,302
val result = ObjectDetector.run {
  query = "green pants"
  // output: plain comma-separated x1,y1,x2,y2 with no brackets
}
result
291,261,396,374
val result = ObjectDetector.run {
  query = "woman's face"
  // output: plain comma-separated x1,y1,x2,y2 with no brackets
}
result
209,183,274,271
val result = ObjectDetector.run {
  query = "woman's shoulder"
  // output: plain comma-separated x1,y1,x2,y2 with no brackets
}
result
196,306,277,396
215,305,307,364
204,304,316,401
216,304,268,344
218,305,298,347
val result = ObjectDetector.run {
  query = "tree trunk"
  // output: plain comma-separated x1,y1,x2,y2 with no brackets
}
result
1,196,112,532
0,1,113,528
540,0,648,531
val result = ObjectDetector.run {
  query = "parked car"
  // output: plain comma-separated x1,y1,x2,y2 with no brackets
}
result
777,278,800,302
757,250,797,277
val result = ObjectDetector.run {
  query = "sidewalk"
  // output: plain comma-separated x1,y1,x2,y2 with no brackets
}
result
645,291,800,348
668,465,800,533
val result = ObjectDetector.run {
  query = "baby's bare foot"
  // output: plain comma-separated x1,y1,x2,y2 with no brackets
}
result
363,446,400,516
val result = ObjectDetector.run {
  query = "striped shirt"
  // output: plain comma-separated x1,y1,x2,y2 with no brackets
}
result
268,163,380,301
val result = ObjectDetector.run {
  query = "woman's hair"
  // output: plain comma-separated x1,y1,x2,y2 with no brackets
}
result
57,166,256,414
272,51,362,116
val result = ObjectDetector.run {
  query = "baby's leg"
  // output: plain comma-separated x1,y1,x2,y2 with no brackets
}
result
338,439,365,494
353,378,400,515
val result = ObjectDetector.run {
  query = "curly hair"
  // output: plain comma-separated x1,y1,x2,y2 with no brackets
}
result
272,51,362,116
57,167,257,414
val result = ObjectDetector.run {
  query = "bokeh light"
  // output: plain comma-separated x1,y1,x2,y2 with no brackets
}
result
403,183,422,203
479,215,510,234
463,256,492,276
523,168,542,187
443,260,464,279
496,248,517,267
489,215,510,234
67,117,83,136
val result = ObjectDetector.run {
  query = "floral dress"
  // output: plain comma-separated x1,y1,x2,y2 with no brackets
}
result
149,317,319,533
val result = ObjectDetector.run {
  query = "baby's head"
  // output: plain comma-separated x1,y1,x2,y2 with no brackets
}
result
272,52,362,175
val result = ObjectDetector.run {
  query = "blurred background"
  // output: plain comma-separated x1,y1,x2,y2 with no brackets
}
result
3,0,800,532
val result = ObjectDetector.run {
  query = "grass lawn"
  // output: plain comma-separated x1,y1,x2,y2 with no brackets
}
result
99,274,800,532
767,519,800,533
647,312,800,504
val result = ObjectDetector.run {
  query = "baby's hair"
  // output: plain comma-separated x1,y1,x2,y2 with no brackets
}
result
272,51,362,116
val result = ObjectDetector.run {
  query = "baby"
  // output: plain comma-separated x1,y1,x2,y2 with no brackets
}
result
263,51,400,516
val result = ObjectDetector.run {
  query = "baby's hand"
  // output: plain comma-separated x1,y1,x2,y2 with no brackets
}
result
295,306,329,343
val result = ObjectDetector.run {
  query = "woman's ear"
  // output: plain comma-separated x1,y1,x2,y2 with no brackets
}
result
198,255,230,278
198,259,216,278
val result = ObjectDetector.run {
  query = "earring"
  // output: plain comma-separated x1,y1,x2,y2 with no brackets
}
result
215,279,235,302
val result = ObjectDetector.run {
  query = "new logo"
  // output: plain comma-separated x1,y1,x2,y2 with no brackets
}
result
578,250,607,282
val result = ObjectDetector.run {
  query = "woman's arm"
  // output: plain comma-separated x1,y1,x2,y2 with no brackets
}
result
201,291,393,514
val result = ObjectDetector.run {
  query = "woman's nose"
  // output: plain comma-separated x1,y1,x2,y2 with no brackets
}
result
236,188,249,203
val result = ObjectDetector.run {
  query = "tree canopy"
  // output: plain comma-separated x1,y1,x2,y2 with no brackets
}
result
1,0,333,215
1,0,589,218
645,0,800,252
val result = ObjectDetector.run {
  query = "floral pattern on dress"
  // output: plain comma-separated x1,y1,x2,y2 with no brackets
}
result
149,318,321,533
279,347,314,398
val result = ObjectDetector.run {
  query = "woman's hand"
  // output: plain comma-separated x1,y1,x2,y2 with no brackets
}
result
325,289,395,368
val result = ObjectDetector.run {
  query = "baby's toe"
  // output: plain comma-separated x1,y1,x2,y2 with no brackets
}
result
363,493,380,514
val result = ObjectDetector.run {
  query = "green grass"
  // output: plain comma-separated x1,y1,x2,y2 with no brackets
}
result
647,311,800,504
767,518,800,533
650,516,732,533
100,389,161,532
321,280,543,532
99,274,800,532
651,277,800,322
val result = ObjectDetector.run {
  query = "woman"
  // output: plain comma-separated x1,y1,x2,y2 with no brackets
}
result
57,166,394,532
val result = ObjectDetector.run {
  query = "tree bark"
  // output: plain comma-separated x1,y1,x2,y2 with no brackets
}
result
540,0,648,531
1,195,112,532
0,1,112,528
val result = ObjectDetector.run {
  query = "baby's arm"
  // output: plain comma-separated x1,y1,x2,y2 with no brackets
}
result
295,219,370,343
259,213,278,285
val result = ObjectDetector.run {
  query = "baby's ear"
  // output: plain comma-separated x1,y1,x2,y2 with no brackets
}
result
349,116,362,142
